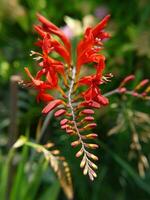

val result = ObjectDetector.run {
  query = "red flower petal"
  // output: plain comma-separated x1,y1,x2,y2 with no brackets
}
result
54,64,65,75
76,14,110,74
51,39,71,65
35,69,46,79
42,99,62,114
84,88,93,102
34,25,46,37
24,67,44,86
92,15,111,37
42,34,53,54
46,70,58,87
37,92,54,102
96,59,105,78
78,76,93,86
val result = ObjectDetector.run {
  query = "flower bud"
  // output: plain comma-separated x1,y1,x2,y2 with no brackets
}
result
76,149,83,157
54,109,66,117
85,143,99,149
81,109,95,115
60,118,68,126
135,79,149,91
71,140,81,147
84,123,97,129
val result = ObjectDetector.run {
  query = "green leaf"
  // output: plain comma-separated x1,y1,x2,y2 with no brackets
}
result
0,149,14,199
10,145,29,200
21,158,48,200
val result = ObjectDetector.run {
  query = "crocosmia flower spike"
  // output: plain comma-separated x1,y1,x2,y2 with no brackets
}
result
24,13,111,181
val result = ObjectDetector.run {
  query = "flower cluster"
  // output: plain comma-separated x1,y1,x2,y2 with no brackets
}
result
24,13,111,180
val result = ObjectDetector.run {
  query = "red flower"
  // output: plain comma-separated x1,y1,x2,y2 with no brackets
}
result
36,55,65,87
34,27,71,65
24,67,54,102
79,59,108,106
36,13,71,52
34,14,71,66
24,67,52,90
76,15,110,73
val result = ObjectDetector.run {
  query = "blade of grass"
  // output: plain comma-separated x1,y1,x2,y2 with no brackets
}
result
37,111,54,143
0,149,14,200
10,144,29,200
22,158,48,200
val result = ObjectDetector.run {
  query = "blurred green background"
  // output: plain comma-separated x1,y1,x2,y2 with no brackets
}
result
0,0,150,200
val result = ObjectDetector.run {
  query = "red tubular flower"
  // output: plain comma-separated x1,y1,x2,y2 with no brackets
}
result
92,14,110,37
24,67,52,90
76,15,110,74
24,67,55,102
36,56,65,88
36,13,71,67
34,26,71,65
36,13,71,52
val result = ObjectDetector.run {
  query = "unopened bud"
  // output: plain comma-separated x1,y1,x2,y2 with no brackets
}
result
80,155,86,168
82,133,98,139
60,118,68,126
76,149,83,157
118,87,127,94
119,75,135,88
71,140,81,147
54,109,66,117
89,162,98,170
84,123,97,129
84,116,94,121
81,109,95,115
87,152,98,161
85,143,98,149
135,79,149,91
